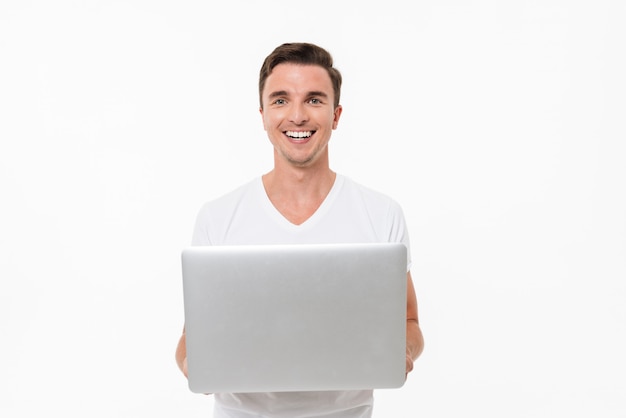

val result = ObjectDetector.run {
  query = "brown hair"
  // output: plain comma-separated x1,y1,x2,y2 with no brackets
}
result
259,42,342,109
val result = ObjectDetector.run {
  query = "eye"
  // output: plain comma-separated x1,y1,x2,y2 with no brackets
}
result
309,98,322,105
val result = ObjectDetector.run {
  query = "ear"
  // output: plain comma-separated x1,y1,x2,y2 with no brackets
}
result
259,107,267,131
332,105,343,130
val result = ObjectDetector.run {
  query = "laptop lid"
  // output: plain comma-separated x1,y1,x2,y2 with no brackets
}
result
181,242,407,394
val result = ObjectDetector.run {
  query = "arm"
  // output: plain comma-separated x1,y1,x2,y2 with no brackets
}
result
405,271,424,376
175,327,188,378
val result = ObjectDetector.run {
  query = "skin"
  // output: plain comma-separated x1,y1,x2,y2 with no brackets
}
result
175,62,424,382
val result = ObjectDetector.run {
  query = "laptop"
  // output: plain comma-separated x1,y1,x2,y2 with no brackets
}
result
181,242,407,394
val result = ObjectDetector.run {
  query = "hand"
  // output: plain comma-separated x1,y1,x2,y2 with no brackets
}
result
405,351,414,377
182,357,188,378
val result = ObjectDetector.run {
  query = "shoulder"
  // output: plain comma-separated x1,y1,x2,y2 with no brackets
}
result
335,174,410,252
191,178,262,246
193,178,261,229
339,175,403,212
197,178,260,215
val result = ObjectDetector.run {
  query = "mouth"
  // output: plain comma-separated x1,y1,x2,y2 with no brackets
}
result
284,130,315,141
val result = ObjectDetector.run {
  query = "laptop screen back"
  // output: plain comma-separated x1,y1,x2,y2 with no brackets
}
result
181,242,407,394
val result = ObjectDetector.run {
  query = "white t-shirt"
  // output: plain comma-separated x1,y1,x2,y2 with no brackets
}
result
191,174,411,418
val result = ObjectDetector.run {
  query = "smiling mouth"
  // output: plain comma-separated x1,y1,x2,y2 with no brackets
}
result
285,130,315,140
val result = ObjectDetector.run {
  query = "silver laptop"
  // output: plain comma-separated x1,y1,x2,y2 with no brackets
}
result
181,242,407,394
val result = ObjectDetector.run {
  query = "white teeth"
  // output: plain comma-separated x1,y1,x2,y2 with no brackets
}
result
285,131,313,139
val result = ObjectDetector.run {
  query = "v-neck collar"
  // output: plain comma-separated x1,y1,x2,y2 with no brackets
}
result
256,174,344,229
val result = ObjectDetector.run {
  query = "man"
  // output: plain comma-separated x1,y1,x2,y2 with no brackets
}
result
176,42,424,418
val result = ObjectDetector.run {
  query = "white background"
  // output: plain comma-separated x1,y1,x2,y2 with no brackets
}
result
1,1,624,416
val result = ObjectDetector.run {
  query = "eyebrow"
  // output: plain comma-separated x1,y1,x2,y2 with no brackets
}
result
306,91,329,99
268,90,289,99
267,90,329,99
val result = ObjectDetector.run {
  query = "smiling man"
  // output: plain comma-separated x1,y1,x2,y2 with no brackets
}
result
262,62,341,168
176,42,424,418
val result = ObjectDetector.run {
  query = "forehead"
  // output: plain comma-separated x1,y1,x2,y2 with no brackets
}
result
263,63,334,97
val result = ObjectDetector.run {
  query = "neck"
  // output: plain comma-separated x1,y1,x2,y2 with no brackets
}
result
262,166,336,225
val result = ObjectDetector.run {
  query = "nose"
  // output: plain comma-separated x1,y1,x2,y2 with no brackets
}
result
288,102,309,125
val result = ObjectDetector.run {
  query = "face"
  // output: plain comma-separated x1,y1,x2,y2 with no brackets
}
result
260,63,342,169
